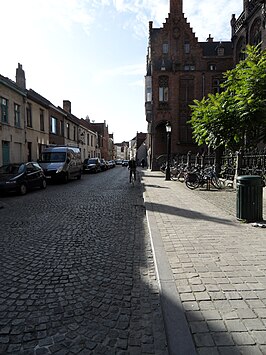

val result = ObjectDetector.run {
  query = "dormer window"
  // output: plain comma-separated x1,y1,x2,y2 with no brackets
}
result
217,44,224,56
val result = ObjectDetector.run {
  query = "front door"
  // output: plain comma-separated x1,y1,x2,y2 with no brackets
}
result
2,141,10,165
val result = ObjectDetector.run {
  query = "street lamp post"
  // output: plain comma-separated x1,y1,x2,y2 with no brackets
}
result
165,121,172,181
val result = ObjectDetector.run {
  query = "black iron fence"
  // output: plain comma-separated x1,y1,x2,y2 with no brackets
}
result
157,148,266,183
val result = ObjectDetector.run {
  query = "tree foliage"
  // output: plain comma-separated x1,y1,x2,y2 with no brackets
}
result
189,45,266,150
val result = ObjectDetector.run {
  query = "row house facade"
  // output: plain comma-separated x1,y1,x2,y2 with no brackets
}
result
0,64,110,166
0,72,27,165
145,0,234,170
60,100,99,161
128,132,147,163
89,121,110,161
135,132,147,166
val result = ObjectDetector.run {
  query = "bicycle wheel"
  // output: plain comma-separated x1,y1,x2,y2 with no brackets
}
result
185,173,200,189
177,170,187,182
211,175,222,189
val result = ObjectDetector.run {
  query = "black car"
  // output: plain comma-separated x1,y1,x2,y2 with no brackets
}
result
122,160,129,167
83,158,101,173
0,162,47,195
100,159,108,171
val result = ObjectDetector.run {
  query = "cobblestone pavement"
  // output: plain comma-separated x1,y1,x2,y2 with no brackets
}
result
142,170,266,355
0,167,168,355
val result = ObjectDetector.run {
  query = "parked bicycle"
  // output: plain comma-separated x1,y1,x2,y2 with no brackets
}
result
175,163,193,182
160,161,179,180
185,165,223,190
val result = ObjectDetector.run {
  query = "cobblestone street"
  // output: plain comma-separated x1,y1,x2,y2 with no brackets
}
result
0,167,167,355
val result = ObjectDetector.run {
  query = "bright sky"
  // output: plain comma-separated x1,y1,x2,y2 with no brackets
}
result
1,0,242,143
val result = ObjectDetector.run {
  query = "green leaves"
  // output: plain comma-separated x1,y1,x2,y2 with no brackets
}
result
189,45,266,150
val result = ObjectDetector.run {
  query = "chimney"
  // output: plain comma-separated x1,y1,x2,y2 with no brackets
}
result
63,100,71,113
16,63,26,90
170,0,182,14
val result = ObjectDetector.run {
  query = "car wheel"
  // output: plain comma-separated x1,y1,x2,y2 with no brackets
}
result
19,183,27,195
40,179,47,189
77,173,81,180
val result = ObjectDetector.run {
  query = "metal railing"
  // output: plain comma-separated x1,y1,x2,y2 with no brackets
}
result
156,148,266,183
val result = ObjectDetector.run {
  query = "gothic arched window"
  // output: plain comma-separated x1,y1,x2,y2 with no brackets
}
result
250,18,262,46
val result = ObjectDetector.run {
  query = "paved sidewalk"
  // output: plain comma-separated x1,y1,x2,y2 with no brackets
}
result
142,170,266,355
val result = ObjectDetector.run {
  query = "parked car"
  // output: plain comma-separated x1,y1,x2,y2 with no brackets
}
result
122,160,129,167
83,158,101,173
38,146,82,183
100,159,108,171
0,162,47,195
115,159,123,165
108,160,115,168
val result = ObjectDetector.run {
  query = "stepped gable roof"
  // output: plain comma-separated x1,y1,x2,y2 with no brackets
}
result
0,74,26,96
200,41,233,57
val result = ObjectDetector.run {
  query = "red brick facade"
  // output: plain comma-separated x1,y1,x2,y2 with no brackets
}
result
90,121,110,160
146,0,234,170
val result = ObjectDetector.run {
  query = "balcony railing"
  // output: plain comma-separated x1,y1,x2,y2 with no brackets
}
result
232,0,261,36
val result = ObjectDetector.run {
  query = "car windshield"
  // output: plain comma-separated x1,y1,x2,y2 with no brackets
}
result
40,152,66,163
0,164,25,174
87,159,97,164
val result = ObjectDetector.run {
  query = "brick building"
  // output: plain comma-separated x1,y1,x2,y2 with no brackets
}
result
231,0,266,64
90,120,110,160
145,0,234,170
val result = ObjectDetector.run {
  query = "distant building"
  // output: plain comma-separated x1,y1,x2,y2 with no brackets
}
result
135,132,147,166
108,133,114,160
89,120,110,160
114,142,129,160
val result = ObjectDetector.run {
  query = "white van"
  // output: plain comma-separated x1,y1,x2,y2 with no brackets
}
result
38,146,82,183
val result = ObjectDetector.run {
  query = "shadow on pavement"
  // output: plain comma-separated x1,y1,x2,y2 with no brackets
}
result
145,201,234,226
144,184,169,189
141,174,164,179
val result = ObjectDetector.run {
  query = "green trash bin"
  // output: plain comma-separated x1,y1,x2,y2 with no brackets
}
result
236,175,263,222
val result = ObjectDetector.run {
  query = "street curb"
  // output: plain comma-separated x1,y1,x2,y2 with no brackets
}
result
143,191,197,355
